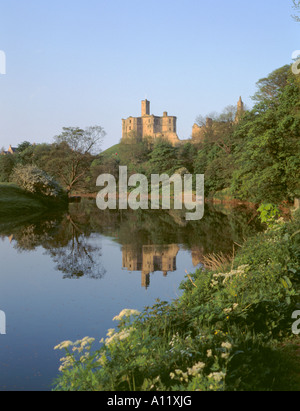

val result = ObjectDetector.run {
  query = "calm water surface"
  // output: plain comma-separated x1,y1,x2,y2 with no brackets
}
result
0,200,261,391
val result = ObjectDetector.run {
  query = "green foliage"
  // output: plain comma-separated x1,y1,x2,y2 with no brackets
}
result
50,126,105,192
147,140,183,176
17,141,32,153
192,64,300,205
230,67,300,204
257,203,280,228
177,143,197,173
0,154,16,182
10,164,66,200
251,65,290,104
55,126,105,155
53,212,300,391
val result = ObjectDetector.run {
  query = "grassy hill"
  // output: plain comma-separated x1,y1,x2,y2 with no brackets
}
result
100,142,139,166
99,141,150,172
101,143,122,159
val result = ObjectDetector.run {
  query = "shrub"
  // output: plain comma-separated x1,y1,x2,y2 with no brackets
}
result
10,164,66,200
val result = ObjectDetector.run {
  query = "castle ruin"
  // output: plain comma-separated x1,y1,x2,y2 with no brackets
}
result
122,98,245,146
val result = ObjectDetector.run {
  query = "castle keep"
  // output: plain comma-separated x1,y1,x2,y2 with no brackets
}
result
122,100,180,145
122,98,245,146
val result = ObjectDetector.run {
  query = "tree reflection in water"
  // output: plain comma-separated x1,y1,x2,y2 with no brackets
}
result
0,201,263,282
46,214,106,279
0,211,106,280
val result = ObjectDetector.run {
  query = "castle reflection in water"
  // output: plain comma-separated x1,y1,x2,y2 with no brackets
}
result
122,244,203,288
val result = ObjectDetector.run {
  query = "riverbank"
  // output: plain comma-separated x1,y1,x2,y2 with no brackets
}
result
53,207,300,391
0,183,68,220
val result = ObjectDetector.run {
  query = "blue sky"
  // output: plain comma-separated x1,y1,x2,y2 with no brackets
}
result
0,0,299,150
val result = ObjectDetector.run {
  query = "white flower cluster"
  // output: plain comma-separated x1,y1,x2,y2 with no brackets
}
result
208,371,226,383
54,336,95,352
210,265,249,287
57,355,76,372
103,327,135,346
113,309,140,322
223,303,239,314
220,341,232,360
169,332,180,348
54,337,95,372
170,361,206,382
54,340,73,350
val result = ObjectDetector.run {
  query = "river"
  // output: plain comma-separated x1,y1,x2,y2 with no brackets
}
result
0,199,261,391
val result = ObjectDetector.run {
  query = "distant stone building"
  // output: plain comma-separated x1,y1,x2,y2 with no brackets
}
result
122,98,245,146
234,96,245,123
122,100,180,145
191,97,245,143
191,117,214,144
1,145,17,155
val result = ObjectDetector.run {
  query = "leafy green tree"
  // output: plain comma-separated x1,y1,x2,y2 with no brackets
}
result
40,142,94,193
0,154,16,182
55,126,105,155
177,143,197,173
17,141,32,153
251,65,290,104
17,143,52,167
50,126,106,192
147,139,182,175
231,66,300,204
118,138,151,173
193,106,239,196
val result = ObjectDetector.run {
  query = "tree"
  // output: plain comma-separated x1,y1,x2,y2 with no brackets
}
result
195,106,239,157
147,139,182,176
292,0,300,21
195,111,218,127
178,142,197,173
0,154,16,182
55,126,106,155
251,65,290,104
192,104,243,196
231,66,300,204
17,141,32,153
51,126,106,192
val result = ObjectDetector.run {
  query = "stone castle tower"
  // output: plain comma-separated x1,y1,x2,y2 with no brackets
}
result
122,100,180,145
235,96,245,123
